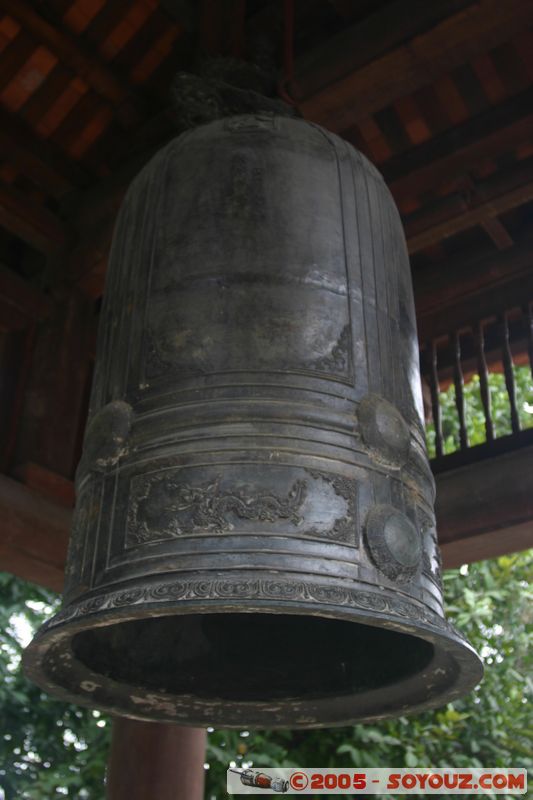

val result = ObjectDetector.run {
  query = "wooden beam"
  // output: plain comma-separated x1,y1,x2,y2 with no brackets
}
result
437,445,533,568
414,231,533,321
407,183,533,253
65,149,161,298
293,0,473,100
12,291,93,479
0,0,144,127
199,0,246,58
0,330,26,468
441,520,532,569
13,462,75,507
0,474,69,592
417,272,533,343
405,156,533,253
0,265,52,332
383,88,533,202
0,183,70,254
107,719,206,800
159,1,199,32
0,107,89,199
68,218,115,298
481,218,514,250
414,223,533,342
297,0,533,132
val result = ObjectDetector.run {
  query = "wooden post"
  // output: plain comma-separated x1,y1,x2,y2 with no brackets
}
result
9,289,94,480
106,718,206,800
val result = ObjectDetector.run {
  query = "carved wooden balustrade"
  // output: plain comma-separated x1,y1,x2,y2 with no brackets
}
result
420,300,533,472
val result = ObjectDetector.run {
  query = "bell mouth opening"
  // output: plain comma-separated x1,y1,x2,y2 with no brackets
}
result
71,613,434,703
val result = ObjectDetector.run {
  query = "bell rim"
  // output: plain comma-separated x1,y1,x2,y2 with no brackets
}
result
23,578,483,729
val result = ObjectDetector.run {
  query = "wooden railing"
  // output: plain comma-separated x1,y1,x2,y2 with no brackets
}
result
421,302,533,472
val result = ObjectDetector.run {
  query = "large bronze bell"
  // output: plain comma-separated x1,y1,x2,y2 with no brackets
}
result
24,113,482,728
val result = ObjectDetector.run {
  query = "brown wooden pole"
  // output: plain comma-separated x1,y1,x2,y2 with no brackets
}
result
106,718,206,800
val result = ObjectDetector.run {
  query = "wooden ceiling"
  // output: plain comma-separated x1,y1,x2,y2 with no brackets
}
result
0,0,531,327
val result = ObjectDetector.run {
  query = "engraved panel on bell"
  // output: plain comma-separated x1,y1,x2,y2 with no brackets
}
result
125,464,358,547
144,290,352,381
143,127,353,383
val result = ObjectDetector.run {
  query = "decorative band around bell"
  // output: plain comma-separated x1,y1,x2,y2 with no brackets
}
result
24,572,483,728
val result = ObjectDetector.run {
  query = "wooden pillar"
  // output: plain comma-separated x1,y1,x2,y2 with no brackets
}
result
106,718,206,800
9,289,94,480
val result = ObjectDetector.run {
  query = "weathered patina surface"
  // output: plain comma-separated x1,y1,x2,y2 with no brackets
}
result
24,114,481,727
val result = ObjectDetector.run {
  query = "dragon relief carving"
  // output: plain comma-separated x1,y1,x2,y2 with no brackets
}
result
126,469,358,546
127,473,307,544
49,576,450,633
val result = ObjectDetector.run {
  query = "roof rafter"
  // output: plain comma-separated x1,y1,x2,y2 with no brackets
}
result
293,0,472,100
414,230,533,316
0,106,89,198
383,88,533,201
0,0,146,128
405,157,533,253
298,0,533,132
0,266,52,331
0,182,70,254
414,230,533,339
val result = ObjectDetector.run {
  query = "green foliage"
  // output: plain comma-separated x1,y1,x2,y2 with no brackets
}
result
0,575,110,800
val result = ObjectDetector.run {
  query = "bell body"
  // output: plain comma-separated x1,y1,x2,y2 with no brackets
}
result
25,114,481,727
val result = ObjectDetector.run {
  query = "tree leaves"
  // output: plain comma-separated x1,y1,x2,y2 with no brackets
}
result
0,575,110,800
